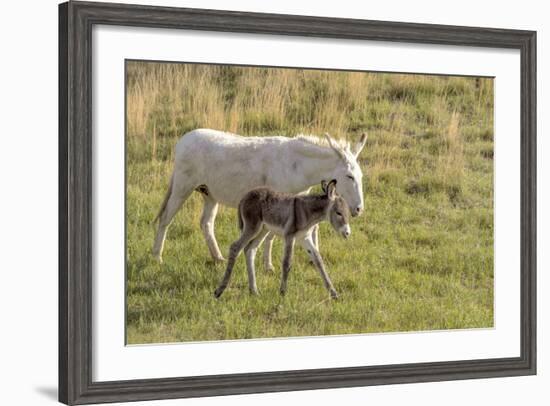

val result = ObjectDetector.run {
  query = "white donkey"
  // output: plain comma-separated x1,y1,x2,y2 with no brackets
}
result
152,129,366,266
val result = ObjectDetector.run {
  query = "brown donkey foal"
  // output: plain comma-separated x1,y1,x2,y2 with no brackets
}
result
214,180,351,300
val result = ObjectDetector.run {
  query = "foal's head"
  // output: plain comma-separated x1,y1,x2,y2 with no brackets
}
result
322,180,351,239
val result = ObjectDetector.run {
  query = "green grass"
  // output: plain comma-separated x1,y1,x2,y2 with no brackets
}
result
126,62,494,344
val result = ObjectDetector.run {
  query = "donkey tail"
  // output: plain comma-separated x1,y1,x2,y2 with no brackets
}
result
152,171,175,225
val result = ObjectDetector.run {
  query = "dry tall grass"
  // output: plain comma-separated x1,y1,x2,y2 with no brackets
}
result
126,63,492,192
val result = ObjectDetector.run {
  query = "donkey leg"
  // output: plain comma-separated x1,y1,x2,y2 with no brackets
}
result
200,194,225,262
299,235,338,299
244,228,269,295
262,232,276,272
152,184,193,263
214,222,262,298
279,237,295,296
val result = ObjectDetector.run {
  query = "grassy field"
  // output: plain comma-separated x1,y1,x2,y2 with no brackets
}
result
126,61,494,344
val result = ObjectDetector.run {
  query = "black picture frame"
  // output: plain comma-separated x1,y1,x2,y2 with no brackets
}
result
59,1,537,404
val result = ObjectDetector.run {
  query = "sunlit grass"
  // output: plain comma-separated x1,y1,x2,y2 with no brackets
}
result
126,62,494,344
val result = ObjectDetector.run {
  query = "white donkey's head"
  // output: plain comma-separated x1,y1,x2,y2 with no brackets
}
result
324,133,367,217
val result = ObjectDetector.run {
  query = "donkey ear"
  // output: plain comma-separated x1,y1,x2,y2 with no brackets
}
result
324,133,346,160
321,179,328,193
327,179,337,200
352,133,368,158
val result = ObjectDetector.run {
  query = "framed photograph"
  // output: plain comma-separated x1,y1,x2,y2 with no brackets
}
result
59,1,536,404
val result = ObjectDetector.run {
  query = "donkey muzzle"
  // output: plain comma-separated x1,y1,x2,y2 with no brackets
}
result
340,224,351,239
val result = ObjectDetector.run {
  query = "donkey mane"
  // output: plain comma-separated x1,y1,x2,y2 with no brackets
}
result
197,129,351,155
294,134,350,151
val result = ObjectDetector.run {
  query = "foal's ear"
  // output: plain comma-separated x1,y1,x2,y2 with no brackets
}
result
327,179,337,200
321,179,328,193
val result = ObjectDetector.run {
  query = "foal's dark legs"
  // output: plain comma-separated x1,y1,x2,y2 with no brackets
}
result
214,221,261,298
243,227,270,295
279,236,295,296
299,235,338,299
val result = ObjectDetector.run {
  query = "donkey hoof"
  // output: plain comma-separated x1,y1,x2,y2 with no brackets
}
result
279,288,286,296
265,264,275,273
214,288,224,298
330,290,339,300
249,288,259,296
214,256,226,263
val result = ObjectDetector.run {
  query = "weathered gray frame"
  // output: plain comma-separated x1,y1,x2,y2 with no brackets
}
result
59,1,537,404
